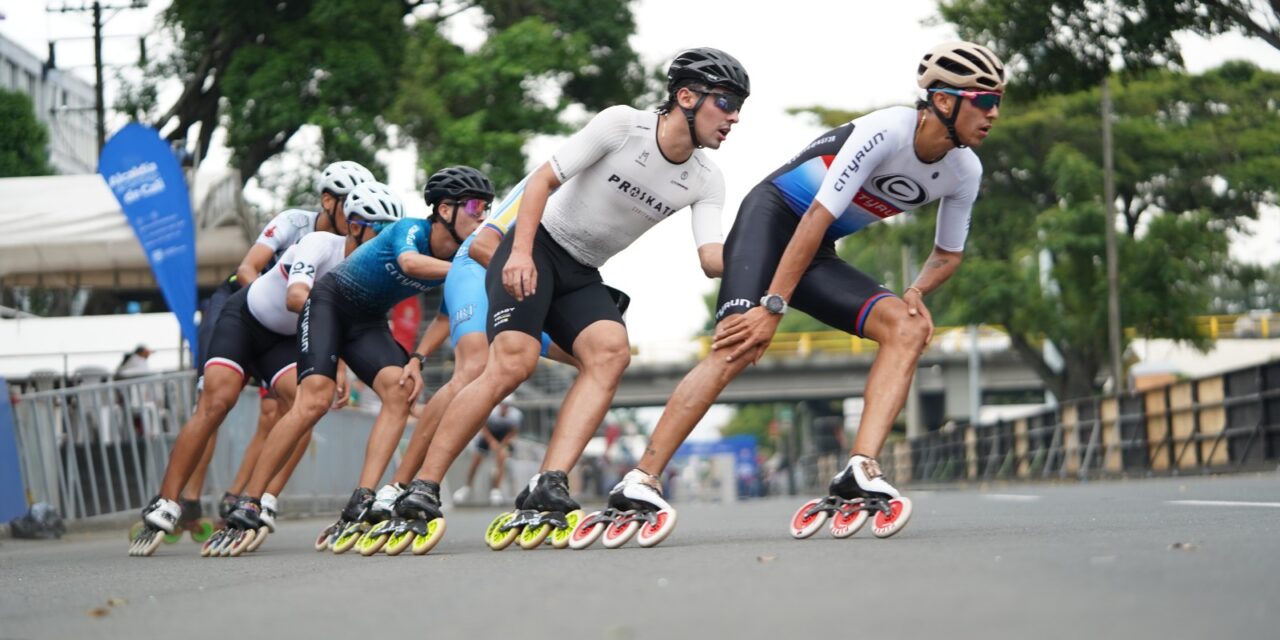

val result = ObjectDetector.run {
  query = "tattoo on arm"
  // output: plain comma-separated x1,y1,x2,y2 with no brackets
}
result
925,257,951,271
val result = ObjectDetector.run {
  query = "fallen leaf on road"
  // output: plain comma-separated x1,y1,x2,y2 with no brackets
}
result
87,608,110,618
757,555,777,563
1168,542,1197,551
107,597,127,607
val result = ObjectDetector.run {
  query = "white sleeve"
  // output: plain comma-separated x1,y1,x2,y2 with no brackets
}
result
254,210,308,253
934,163,981,252
548,105,634,183
285,235,326,289
689,167,725,247
813,122,900,219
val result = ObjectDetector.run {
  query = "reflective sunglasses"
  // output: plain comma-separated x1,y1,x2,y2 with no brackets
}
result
929,88,1002,110
347,217,384,232
446,197,491,220
699,91,745,114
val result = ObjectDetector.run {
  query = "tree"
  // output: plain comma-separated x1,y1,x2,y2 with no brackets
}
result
937,0,1280,97
791,64,1276,401
0,88,53,177
721,404,779,456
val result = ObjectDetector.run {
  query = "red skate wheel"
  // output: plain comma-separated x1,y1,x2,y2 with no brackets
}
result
871,497,913,539
790,498,829,539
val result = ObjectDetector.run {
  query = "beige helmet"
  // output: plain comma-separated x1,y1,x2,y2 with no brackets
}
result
917,41,1006,92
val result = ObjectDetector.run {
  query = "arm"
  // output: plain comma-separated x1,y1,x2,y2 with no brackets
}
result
502,163,562,300
697,243,724,278
901,246,964,345
396,313,451,404
285,282,310,313
468,227,505,268
397,252,454,281
235,243,275,287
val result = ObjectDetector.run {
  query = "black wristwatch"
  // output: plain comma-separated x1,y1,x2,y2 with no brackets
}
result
760,293,788,315
408,352,428,367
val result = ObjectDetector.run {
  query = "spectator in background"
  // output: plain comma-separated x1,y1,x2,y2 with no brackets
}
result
115,344,153,379
454,401,522,505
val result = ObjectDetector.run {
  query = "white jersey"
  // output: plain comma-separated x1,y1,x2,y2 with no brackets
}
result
246,232,346,335
766,106,981,251
541,105,726,268
253,208,320,257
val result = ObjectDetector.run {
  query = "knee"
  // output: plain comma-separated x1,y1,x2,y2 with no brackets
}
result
455,359,485,385
488,355,538,390
582,339,630,381
200,389,238,420
880,311,931,355
294,394,331,422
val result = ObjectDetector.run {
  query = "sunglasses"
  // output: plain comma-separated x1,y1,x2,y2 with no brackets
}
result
347,217,380,231
699,91,745,114
929,88,1002,110
446,198,491,220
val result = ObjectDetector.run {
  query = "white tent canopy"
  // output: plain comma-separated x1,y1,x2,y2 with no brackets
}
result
0,174,248,286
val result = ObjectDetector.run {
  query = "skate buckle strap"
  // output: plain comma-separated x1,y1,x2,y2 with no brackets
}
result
860,458,885,481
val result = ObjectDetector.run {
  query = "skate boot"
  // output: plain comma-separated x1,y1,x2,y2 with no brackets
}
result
790,454,913,540
176,498,215,544
354,483,406,556
207,496,261,557
511,471,583,550
484,475,540,550
243,493,278,554
200,492,243,556
572,469,677,550
381,480,446,556
328,487,377,554
128,496,180,557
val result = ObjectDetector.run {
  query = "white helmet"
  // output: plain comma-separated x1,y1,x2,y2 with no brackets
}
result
317,161,375,197
917,41,1006,92
344,182,404,222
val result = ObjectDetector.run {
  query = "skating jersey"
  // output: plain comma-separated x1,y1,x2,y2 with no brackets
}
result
327,217,446,316
253,208,320,258
439,175,528,319
245,232,347,335
541,105,725,268
765,106,981,251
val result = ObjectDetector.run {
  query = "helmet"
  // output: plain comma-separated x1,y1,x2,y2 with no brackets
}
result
917,41,1006,92
667,47,750,98
317,161,375,197
423,166,495,206
343,182,404,222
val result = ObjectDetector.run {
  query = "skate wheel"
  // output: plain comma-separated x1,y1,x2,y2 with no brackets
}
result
191,519,216,543
636,509,678,548
134,530,166,557
485,511,520,551
830,502,868,539
568,511,607,550
602,516,640,549
314,525,338,551
358,524,391,557
128,521,145,542
384,529,414,556
228,529,257,557
246,527,270,553
790,498,829,539
549,510,585,549
871,497,913,539
410,518,446,556
163,531,183,544
331,523,366,554
200,531,223,557
518,515,552,550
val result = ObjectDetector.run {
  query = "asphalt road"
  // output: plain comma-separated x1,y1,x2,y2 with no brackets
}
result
3,473,1279,640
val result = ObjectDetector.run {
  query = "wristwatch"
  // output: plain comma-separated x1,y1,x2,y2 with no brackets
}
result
408,352,428,366
759,293,788,315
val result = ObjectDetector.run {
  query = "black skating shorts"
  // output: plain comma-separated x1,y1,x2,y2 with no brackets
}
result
716,183,896,337
204,288,297,390
296,277,409,386
485,224,624,355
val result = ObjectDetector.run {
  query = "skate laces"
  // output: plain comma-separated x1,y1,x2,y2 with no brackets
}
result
857,457,885,481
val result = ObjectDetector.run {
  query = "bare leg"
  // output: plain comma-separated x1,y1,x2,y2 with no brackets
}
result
540,320,630,473
391,333,488,485
417,332,540,483
356,366,416,489
158,366,245,500
242,374,334,498
848,299,930,457
492,446,509,489
180,431,217,502
464,451,483,488
224,394,281,494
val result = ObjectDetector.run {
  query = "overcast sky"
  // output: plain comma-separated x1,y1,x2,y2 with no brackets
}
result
2,0,1278,355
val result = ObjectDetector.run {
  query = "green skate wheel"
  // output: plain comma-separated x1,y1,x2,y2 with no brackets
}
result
163,530,182,544
549,510,585,549
383,528,415,556
191,519,215,543
410,518,446,556
128,521,145,542
331,523,366,554
485,511,520,551
358,522,392,556
518,514,553,550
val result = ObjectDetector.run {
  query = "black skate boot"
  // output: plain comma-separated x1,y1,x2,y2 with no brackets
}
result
514,471,583,550
380,480,447,556
328,488,376,555
207,496,260,557
485,477,540,551
176,498,214,544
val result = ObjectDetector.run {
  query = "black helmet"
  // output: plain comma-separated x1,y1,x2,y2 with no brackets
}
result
667,47,750,98
423,166,495,206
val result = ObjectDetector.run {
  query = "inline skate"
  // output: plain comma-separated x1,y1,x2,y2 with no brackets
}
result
570,469,677,550
789,455,912,540
487,471,583,551
380,480,447,556
127,496,180,557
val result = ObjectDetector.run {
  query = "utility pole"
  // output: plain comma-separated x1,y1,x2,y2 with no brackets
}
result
1102,76,1124,394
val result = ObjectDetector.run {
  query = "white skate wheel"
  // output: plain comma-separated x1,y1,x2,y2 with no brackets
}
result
790,498,829,539
830,502,868,539
569,511,607,550
871,497,913,538
636,509,677,548
601,517,639,549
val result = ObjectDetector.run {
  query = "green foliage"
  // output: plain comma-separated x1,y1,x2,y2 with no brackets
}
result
937,0,1280,98
0,88,52,177
720,404,778,456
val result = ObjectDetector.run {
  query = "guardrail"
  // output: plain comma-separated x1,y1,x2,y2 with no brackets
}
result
887,360,1280,485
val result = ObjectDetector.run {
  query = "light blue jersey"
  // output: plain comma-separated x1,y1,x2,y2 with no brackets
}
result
329,218,446,316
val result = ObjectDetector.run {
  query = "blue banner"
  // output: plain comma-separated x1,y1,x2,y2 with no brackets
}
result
98,123,198,363
0,379,28,522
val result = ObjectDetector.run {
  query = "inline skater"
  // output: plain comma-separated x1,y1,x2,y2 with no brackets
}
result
401,47,748,552
596,41,1006,548
129,177,393,557
224,168,492,556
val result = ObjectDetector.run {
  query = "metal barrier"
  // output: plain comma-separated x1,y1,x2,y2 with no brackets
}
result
10,370,549,522
896,360,1280,485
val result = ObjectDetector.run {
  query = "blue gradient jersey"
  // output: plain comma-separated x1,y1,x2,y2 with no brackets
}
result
437,176,552,355
764,106,981,250
328,218,446,316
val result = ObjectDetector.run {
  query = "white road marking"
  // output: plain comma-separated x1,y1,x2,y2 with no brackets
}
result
1167,500,1280,509
981,494,1042,502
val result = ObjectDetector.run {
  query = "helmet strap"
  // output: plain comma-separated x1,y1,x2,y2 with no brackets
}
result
431,204,466,245
322,192,342,235
678,92,709,149
928,95,965,149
